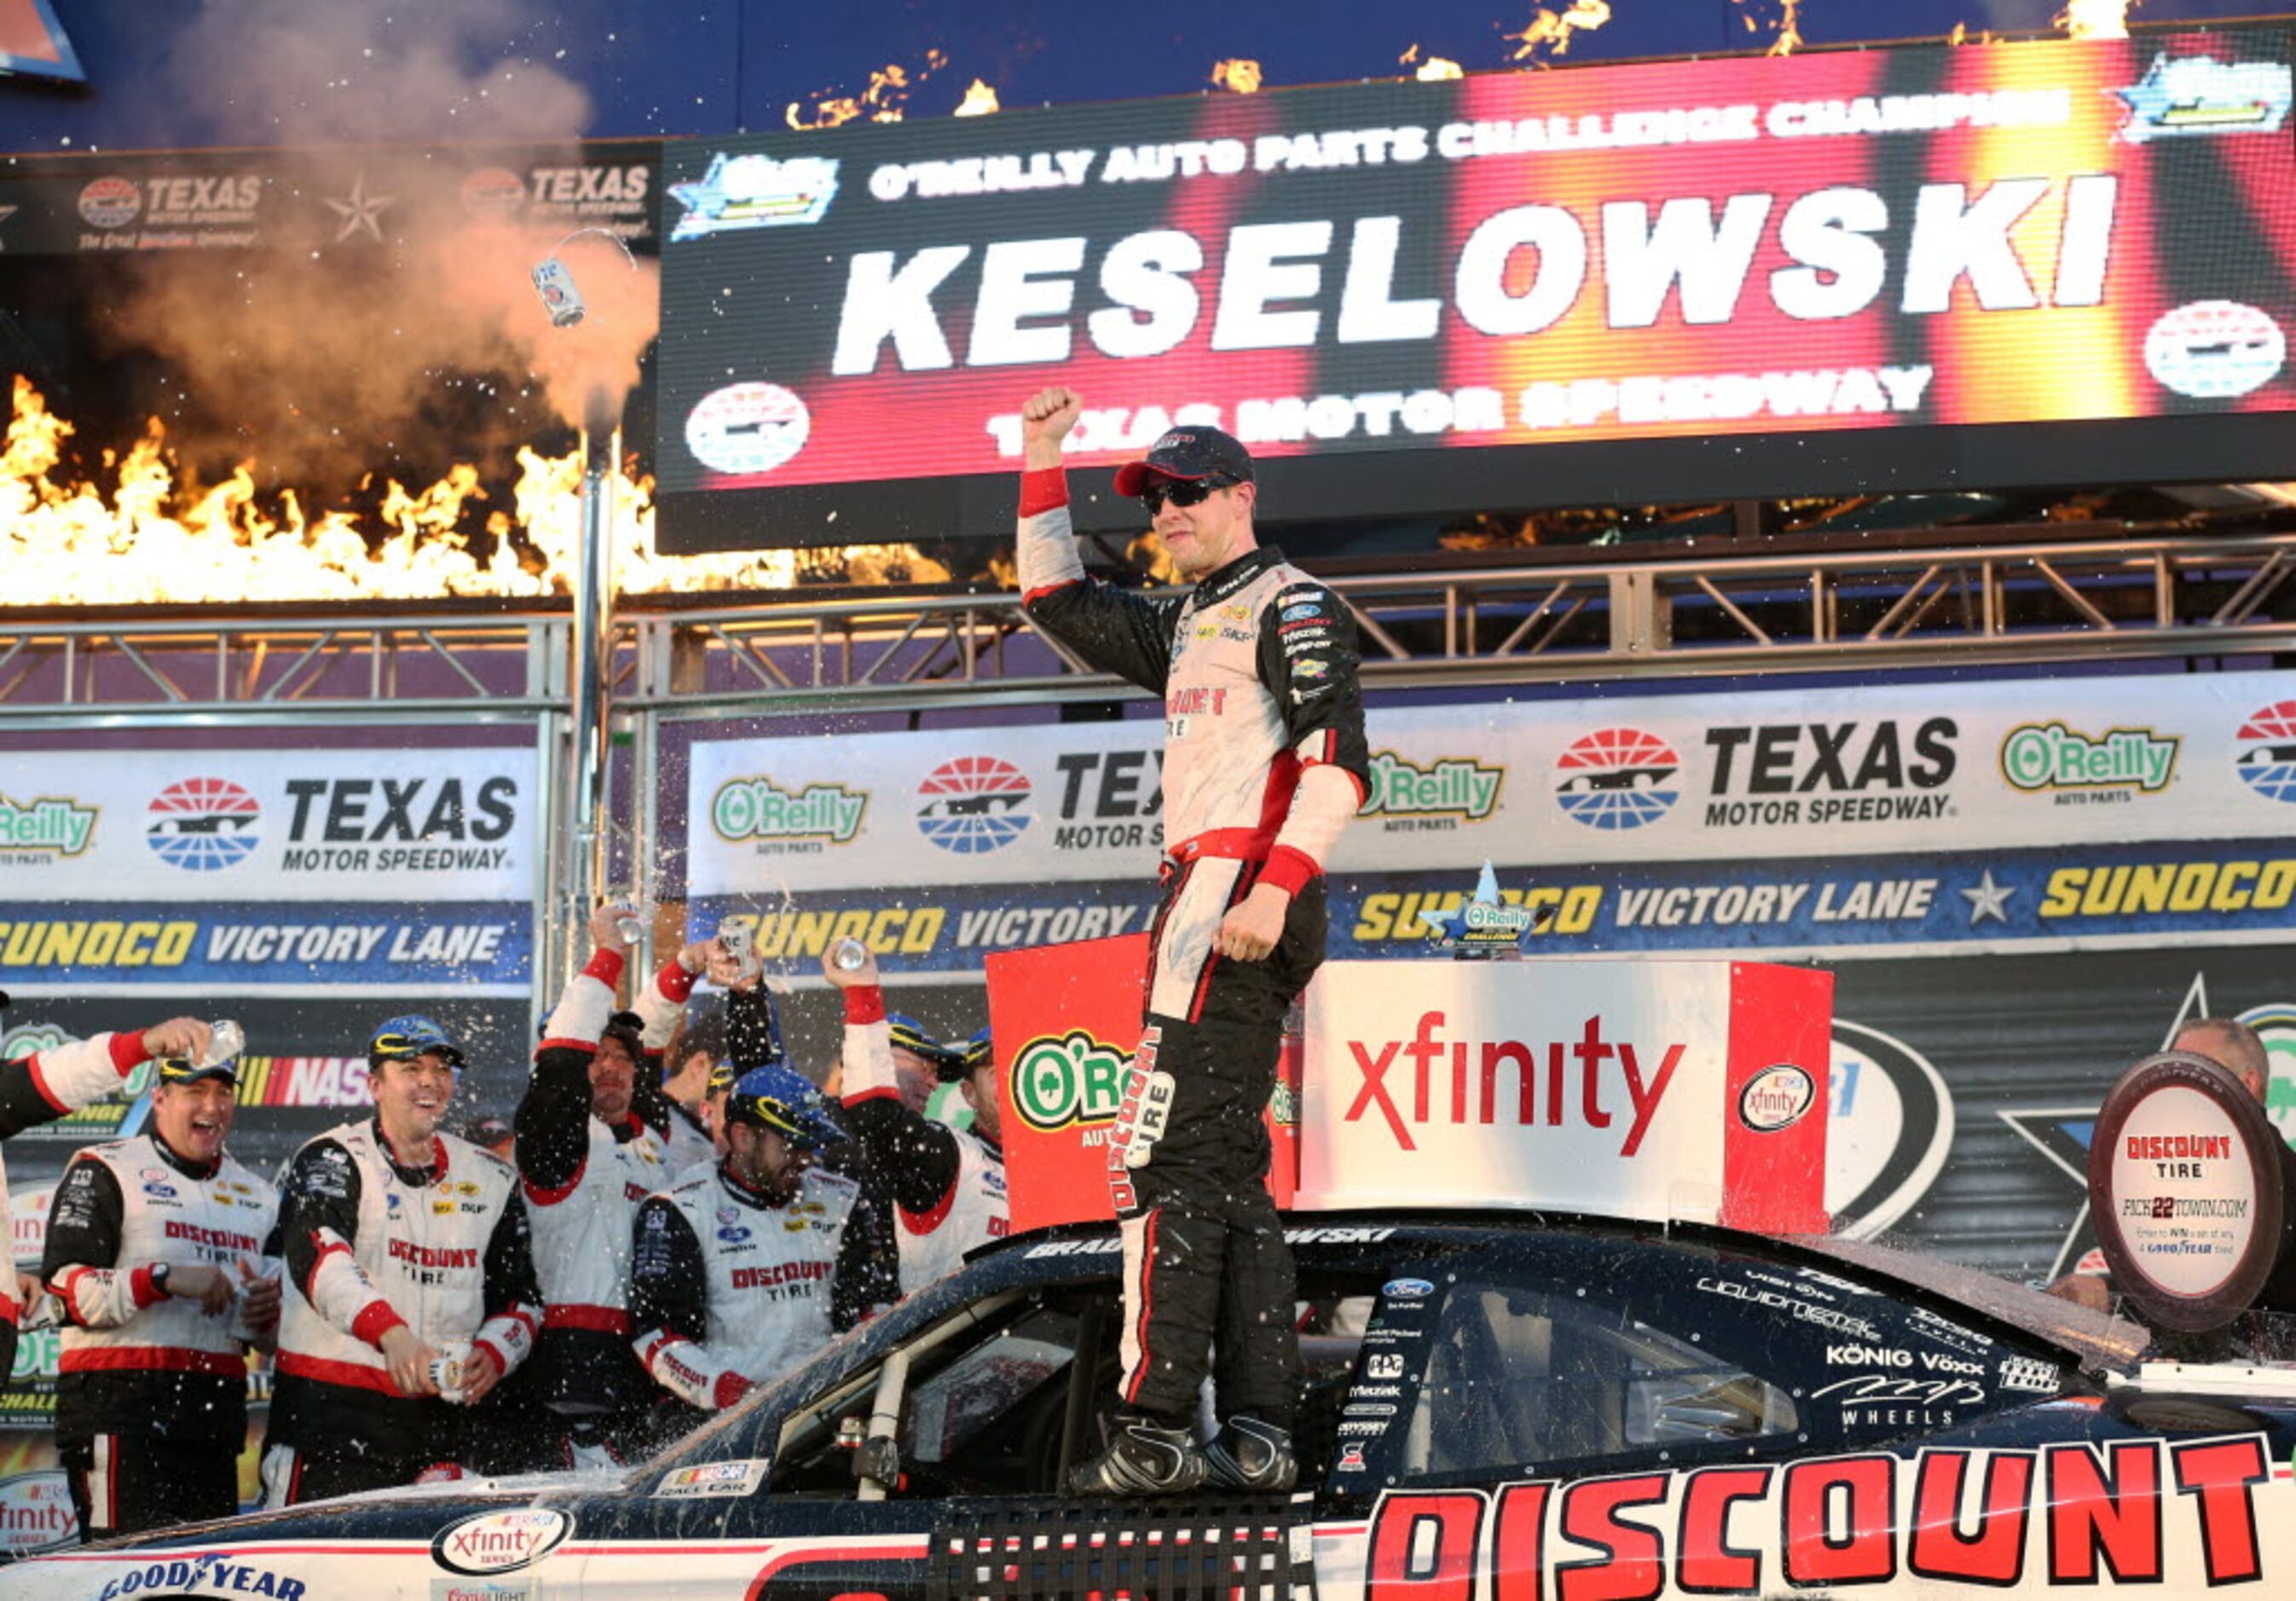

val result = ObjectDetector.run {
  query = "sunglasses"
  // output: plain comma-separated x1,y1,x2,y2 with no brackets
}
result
1139,477,1234,514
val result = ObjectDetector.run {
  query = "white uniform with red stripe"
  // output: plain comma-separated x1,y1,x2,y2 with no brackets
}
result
895,1129,1007,1288
49,1137,279,1380
0,1032,152,1330
277,1121,535,1394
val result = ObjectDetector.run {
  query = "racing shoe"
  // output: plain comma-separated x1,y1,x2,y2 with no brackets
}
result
1204,1415,1297,1493
1066,1413,1208,1496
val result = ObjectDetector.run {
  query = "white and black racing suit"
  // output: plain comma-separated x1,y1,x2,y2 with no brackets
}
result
0,1031,159,1378
628,1162,873,1421
266,1119,541,1503
42,1133,280,1536
1018,465,1368,1426
836,983,1008,1293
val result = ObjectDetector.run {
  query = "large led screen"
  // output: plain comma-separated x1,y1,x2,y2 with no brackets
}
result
656,29,2296,547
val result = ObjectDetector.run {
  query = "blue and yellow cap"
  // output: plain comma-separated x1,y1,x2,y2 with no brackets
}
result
725,1062,843,1148
367,1014,466,1072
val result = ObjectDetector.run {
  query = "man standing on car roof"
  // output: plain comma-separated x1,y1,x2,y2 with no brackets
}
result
43,1048,281,1537
628,1061,882,1423
824,946,1008,1294
264,1014,541,1504
1015,388,1369,1495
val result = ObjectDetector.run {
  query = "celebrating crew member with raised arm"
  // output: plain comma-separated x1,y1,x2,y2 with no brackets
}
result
264,1015,541,1504
1016,389,1369,1495
43,1048,281,1537
0,1013,214,1380
628,1062,879,1421
515,906,748,1465
824,946,1007,1294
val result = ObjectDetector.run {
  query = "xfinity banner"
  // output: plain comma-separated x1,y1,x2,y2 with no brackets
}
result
0,748,535,994
655,28,2296,545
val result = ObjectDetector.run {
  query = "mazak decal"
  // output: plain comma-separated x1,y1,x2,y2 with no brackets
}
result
1701,717,1957,828
2235,702,2296,804
144,777,261,872
1999,720,2180,800
1362,750,1503,832
1009,1029,1130,1136
915,755,1033,855
431,1508,571,1575
0,795,97,861
1360,1436,2276,1597
1553,727,1680,831
711,777,867,851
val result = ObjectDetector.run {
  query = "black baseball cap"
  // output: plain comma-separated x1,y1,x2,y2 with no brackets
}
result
1112,426,1255,498
156,1055,238,1087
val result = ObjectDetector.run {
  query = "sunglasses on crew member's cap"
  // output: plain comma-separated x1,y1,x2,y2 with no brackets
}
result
1137,477,1238,515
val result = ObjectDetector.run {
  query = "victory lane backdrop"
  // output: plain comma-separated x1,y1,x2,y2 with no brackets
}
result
655,27,2296,545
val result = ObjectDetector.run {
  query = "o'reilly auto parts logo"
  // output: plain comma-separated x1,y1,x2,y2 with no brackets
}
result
276,777,516,873
1362,750,1501,833
1553,727,1680,831
2234,702,2296,804
0,795,97,862
712,776,866,854
1999,721,2178,804
916,755,1032,855
144,777,261,872
1010,1030,1130,1135
1702,718,1956,828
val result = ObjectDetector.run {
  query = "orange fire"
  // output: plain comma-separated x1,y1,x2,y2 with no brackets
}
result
786,49,951,130
0,379,945,604
2056,0,2134,39
1507,2,1612,64
952,78,1002,117
1400,44,1466,80
1211,59,1264,93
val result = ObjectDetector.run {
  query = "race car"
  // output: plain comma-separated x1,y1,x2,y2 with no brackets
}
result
9,1205,2291,1600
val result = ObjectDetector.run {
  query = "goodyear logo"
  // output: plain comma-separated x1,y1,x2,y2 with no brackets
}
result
1361,751,1501,825
1010,1029,1131,1133
711,777,866,845
2000,722,2177,795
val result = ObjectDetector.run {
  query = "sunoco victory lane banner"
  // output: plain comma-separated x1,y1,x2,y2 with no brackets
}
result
687,670,2296,969
0,748,535,993
656,28,2296,541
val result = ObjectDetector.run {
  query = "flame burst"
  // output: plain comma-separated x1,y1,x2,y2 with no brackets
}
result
0,379,946,605
1210,59,1264,94
2056,0,2134,39
953,78,1001,116
1400,44,1466,80
1734,0,1804,55
787,49,950,130
1507,2,1612,65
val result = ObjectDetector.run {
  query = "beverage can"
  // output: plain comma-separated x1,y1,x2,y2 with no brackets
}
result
532,257,587,327
430,1339,472,1404
203,1019,245,1069
831,938,869,973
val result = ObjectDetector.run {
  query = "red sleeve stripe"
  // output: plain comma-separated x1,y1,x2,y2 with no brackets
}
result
523,1162,586,1209
654,960,697,1004
583,949,626,986
535,1038,600,1057
502,1304,542,1338
300,1237,353,1300
129,1266,165,1309
1023,578,1083,608
842,987,887,1025
841,1087,899,1107
1019,467,1069,517
638,1330,680,1370
109,1032,153,1074
899,1175,961,1238
1260,847,1323,898
350,1298,407,1347
471,1338,509,1378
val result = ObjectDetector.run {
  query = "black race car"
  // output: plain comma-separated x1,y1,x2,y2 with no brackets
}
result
11,1210,2291,1599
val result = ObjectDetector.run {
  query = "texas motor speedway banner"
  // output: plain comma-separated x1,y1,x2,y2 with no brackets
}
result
0,748,535,994
687,668,2296,968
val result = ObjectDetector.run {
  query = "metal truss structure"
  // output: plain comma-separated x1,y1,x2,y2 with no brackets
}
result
4,527,2293,724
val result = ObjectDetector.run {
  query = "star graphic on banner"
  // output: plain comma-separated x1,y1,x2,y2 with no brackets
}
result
1960,868,2016,925
1998,973,2211,1281
326,173,394,243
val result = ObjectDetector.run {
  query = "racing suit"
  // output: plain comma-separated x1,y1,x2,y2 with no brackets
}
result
0,1031,160,1379
837,984,1008,1293
42,1133,280,1535
628,1162,871,1422
266,1119,541,1503
512,947,720,1462
1019,468,1368,1426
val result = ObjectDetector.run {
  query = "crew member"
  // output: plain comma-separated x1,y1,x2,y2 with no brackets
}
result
43,1050,281,1536
629,1063,877,1421
825,949,1008,1293
1016,389,1368,1494
0,1014,213,1380
265,1014,541,1503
